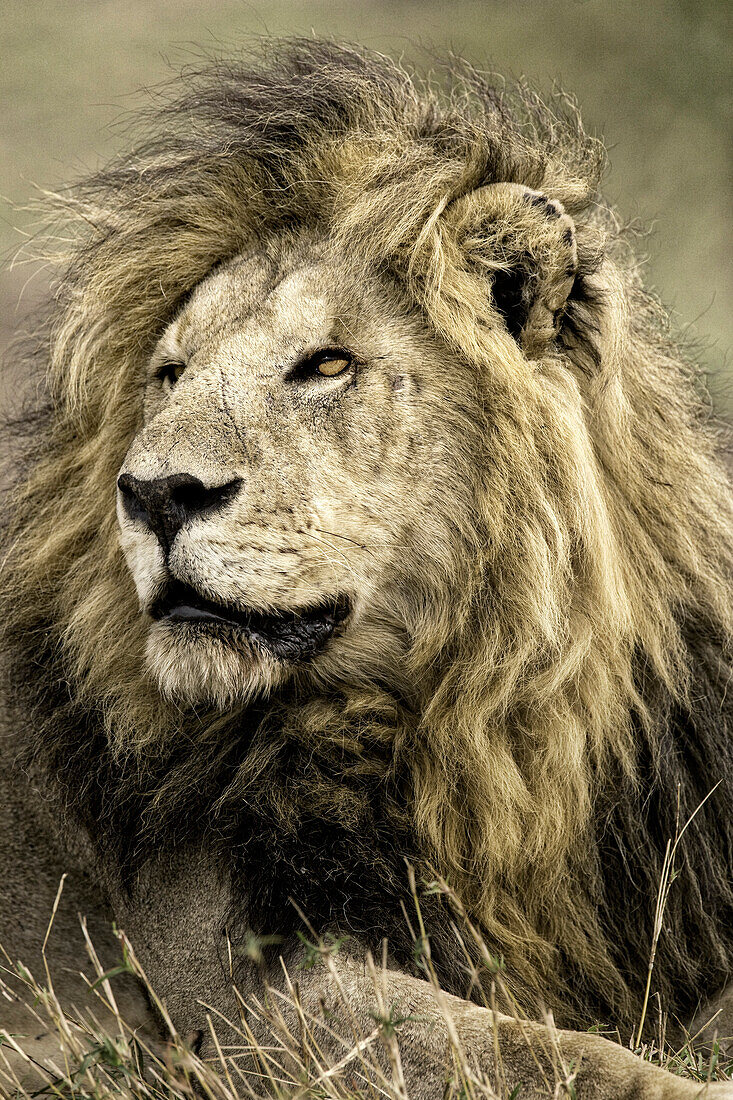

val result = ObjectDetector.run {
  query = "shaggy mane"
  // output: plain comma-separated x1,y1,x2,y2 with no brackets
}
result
3,38,733,1032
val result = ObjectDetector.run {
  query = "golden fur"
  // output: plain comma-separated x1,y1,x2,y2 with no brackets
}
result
3,39,733,1031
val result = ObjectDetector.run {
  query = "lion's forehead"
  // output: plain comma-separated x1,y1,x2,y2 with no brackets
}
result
172,251,349,369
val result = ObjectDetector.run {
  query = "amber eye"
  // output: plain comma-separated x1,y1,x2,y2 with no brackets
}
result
158,360,187,387
315,354,351,377
287,348,354,382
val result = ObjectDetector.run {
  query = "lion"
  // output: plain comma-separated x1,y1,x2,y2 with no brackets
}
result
2,37,733,1098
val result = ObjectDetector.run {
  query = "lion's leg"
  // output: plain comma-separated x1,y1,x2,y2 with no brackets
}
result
101,851,733,1097
245,954,733,1099
99,849,733,1098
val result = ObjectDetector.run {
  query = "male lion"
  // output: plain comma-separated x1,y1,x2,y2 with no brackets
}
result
2,38,733,1099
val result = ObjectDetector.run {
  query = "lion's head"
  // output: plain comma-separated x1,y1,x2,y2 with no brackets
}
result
4,39,733,1027
116,233,471,708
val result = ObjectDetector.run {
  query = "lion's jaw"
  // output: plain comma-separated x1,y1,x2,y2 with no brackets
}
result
116,241,468,709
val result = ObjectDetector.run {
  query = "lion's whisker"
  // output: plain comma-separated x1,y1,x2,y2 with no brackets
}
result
308,527,369,550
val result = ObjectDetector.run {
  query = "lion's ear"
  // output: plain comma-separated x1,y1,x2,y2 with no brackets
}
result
443,181,578,358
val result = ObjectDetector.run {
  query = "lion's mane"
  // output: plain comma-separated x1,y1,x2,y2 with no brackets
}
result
3,39,733,1031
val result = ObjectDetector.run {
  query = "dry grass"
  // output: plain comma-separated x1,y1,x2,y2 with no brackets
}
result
1,871,732,1099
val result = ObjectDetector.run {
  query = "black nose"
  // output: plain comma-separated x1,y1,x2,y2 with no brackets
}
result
117,472,242,553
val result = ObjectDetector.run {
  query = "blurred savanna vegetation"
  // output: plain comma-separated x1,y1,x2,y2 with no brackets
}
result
1,0,731,410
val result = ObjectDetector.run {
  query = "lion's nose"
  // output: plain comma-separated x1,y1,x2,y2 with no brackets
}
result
117,472,242,553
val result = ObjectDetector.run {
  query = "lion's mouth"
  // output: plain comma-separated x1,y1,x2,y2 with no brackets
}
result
150,580,350,661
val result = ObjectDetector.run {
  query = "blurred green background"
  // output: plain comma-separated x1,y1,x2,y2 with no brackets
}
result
2,0,731,411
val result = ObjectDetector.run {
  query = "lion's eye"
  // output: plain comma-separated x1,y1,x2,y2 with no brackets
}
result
287,348,354,382
157,360,187,387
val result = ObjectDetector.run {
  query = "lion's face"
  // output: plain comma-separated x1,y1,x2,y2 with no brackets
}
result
117,235,475,707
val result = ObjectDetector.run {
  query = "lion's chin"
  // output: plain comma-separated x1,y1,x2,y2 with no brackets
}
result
145,621,289,710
